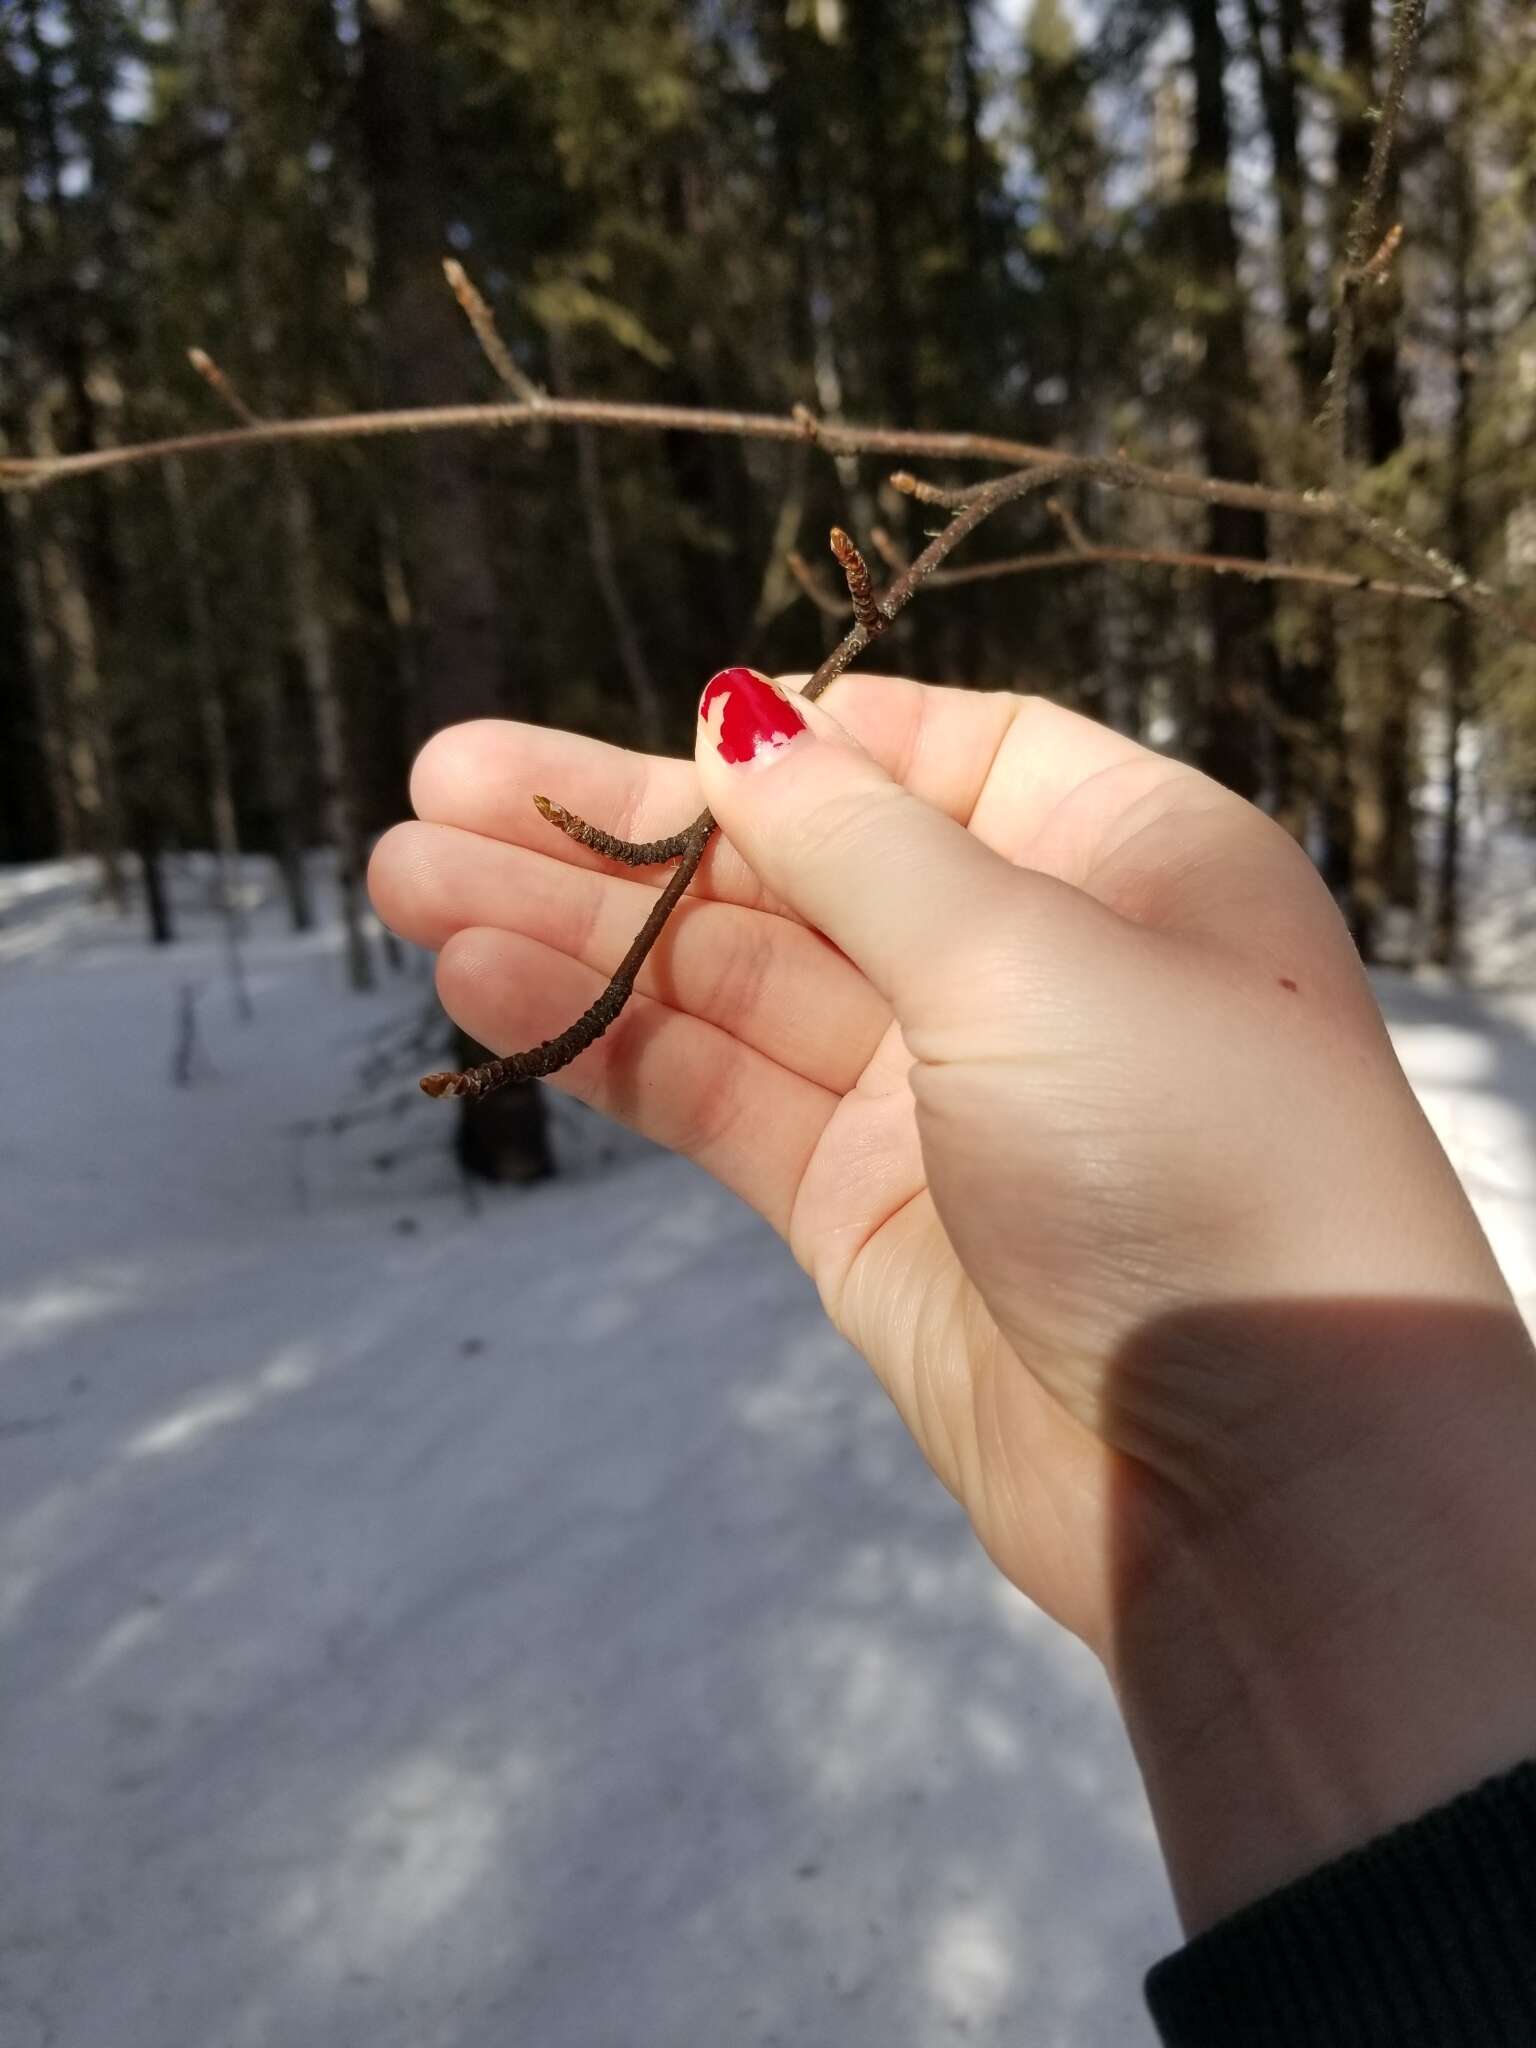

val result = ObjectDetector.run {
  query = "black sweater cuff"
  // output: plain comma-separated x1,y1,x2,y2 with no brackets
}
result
1144,1758,1536,2046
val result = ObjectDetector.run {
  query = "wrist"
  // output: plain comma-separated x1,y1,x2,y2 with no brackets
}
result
1107,1297,1536,1935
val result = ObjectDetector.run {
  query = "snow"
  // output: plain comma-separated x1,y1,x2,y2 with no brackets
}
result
4,845,1536,2047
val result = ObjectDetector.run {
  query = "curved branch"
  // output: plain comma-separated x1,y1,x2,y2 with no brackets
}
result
423,463,1076,1099
5,390,1528,642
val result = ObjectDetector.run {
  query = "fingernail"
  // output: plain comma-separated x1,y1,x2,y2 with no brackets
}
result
698,667,806,766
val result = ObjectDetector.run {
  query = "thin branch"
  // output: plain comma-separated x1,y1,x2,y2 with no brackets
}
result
823,465,1465,607
4,391,1528,641
187,347,258,426
869,524,909,573
420,815,714,1097
1318,0,1426,472
929,542,1448,603
1045,494,1091,553
785,548,851,618
442,257,544,405
891,460,1531,642
421,464,1075,1100
531,794,692,868
0,398,1061,492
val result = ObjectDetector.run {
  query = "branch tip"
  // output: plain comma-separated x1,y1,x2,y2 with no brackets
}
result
1359,222,1404,285
443,254,544,406
829,526,885,633
188,347,259,427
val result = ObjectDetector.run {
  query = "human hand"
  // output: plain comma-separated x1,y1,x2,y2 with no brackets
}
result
370,672,1536,1928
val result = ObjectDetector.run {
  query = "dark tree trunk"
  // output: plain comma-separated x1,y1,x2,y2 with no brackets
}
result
134,817,175,947
1180,0,1280,802
359,0,551,1182
845,0,918,427
19,0,134,910
0,492,58,861
1337,0,1406,466
1242,0,1323,392
1240,0,1344,849
1336,0,1416,955
1431,0,1479,968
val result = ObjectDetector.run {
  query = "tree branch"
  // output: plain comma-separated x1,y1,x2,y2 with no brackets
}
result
5,390,1528,641
929,542,1449,604
785,548,851,618
421,463,1078,1099
441,257,545,406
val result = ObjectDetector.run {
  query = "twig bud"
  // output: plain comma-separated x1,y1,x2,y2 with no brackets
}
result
829,527,885,634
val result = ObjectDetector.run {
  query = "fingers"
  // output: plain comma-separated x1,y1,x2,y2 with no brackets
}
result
369,820,891,1095
436,927,833,1237
692,669,1125,1053
404,684,1161,913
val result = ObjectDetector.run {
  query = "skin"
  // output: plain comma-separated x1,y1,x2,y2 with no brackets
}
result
370,675,1536,1935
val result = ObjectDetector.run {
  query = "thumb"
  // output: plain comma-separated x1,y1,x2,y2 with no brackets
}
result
694,668,1099,1044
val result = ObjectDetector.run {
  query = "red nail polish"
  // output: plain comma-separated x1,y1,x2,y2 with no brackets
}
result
698,668,806,765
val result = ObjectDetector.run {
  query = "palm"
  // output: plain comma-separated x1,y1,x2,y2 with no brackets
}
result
370,676,1331,1650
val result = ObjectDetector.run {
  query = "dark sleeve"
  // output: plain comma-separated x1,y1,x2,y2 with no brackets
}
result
1144,1759,1536,2046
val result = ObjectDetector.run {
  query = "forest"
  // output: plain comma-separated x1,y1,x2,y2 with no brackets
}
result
2,0,1533,1143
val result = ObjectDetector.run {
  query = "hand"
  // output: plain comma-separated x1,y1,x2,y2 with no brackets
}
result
370,672,1536,1929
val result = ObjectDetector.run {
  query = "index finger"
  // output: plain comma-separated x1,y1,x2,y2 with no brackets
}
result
409,717,780,910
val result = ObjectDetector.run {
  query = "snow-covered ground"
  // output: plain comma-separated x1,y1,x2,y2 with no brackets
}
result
3,844,1535,2048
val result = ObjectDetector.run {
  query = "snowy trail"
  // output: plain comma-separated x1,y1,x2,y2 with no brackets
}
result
3,860,1535,2047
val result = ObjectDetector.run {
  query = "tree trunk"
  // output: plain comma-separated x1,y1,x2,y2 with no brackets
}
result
844,0,918,427
167,456,252,1017
279,456,375,992
32,500,128,912
135,815,176,947
359,0,550,1182
5,486,79,859
547,331,667,753
1430,0,1479,968
253,651,316,934
1238,0,1347,854
1241,0,1322,392
1336,0,1417,954
1180,0,1280,803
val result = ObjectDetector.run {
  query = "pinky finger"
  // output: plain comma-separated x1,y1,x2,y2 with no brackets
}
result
435,927,834,1240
